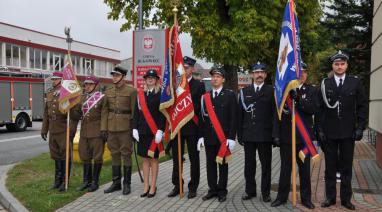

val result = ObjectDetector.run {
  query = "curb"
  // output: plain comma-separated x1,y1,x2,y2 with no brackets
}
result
0,164,29,212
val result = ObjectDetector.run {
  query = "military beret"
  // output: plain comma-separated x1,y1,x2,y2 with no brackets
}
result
84,75,99,85
183,56,196,67
51,71,63,79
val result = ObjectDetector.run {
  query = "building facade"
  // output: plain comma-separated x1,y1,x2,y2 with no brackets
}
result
370,0,382,168
0,22,121,83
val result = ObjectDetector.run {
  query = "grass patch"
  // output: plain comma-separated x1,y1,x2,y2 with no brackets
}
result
6,144,172,212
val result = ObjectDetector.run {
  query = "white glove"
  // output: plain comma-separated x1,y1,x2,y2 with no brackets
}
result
132,129,139,142
226,139,236,151
197,137,204,151
155,130,163,144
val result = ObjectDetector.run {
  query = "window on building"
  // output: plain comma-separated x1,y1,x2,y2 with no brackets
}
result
42,50,47,70
51,53,62,71
83,58,93,75
35,49,41,69
97,61,106,76
0,42,2,65
6,44,11,66
12,45,20,67
20,46,27,67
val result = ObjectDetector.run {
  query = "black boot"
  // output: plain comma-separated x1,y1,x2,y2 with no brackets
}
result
58,160,71,192
50,160,62,190
76,163,92,191
123,166,132,195
104,166,122,193
88,163,102,192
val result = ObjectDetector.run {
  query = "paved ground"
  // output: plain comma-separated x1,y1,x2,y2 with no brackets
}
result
58,138,382,212
0,122,48,165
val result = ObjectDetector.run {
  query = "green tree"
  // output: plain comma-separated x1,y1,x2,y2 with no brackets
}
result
320,0,373,87
104,0,323,91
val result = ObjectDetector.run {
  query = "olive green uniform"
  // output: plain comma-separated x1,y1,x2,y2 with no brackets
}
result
101,83,137,166
41,87,71,160
71,94,105,163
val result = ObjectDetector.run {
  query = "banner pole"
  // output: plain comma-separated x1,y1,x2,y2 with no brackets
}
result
292,98,297,206
177,132,183,198
65,111,70,191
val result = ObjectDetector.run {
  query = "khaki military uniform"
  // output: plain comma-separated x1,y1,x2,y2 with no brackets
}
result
71,93,105,163
101,83,137,166
41,87,72,160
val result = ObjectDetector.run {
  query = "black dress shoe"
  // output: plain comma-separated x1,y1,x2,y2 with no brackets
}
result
140,186,150,198
271,199,286,207
167,188,179,197
302,200,315,209
188,191,197,199
321,199,336,208
341,201,355,210
242,193,254,200
202,192,216,201
147,187,157,198
218,195,227,202
262,195,271,202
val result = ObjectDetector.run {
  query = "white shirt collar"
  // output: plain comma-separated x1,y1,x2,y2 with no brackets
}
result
298,83,303,89
253,82,264,91
187,76,192,82
334,73,346,86
212,86,223,97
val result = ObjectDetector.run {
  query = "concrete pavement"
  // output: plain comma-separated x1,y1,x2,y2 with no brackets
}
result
58,139,382,212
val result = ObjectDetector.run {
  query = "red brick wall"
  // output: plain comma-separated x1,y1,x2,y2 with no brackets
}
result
376,132,382,168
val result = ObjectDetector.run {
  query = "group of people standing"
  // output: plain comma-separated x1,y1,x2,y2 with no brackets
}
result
41,50,367,210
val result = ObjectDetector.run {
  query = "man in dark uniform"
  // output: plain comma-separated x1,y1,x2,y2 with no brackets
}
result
318,50,368,210
41,71,75,192
237,62,274,202
168,56,205,199
101,66,137,195
198,67,237,202
271,62,316,209
71,76,105,192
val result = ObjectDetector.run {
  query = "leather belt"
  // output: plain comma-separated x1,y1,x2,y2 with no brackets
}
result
108,109,131,114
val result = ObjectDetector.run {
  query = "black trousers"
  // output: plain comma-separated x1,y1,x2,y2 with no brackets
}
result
244,142,272,197
171,134,200,192
205,144,228,197
324,138,355,202
277,143,311,202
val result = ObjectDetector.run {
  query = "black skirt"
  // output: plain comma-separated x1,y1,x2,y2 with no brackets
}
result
138,134,159,158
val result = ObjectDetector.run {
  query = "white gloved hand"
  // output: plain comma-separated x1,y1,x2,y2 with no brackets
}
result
226,139,236,151
197,137,204,151
132,129,139,142
155,130,163,144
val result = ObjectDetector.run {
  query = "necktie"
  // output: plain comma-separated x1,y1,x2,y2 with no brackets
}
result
214,91,218,98
256,86,260,93
338,78,343,89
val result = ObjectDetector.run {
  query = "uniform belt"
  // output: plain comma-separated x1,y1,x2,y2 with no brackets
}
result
108,109,131,114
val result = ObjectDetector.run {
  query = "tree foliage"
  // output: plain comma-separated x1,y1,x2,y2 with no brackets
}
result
104,0,324,90
320,0,373,83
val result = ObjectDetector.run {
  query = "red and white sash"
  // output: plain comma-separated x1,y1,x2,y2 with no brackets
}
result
203,92,231,164
138,90,165,158
82,91,104,116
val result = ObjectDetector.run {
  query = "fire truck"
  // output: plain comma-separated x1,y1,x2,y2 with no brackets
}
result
0,68,47,131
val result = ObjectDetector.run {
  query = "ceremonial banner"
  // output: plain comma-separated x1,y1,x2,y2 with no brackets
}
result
159,19,194,140
59,55,81,113
274,0,302,119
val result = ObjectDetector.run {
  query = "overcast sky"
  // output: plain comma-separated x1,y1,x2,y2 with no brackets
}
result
0,0,211,68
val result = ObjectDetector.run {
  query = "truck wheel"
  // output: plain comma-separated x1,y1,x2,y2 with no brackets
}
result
14,114,29,132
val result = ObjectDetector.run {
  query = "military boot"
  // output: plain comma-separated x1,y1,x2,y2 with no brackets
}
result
49,160,62,190
122,166,132,195
76,163,92,191
88,163,102,192
104,166,122,193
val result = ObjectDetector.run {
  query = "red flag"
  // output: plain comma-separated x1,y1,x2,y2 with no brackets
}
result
159,19,194,139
